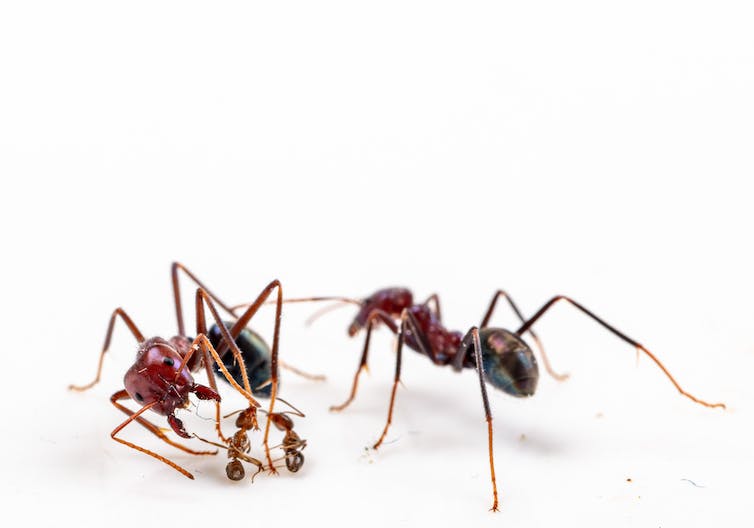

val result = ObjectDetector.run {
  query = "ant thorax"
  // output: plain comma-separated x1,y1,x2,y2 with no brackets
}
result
349,287,413,336
404,304,463,365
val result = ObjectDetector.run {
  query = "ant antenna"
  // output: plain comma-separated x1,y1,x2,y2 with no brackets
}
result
257,396,306,418
222,408,245,420
231,296,364,312
304,301,356,326
274,396,306,418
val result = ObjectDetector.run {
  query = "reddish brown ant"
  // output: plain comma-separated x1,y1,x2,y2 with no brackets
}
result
269,287,726,511
69,263,303,479
194,399,306,481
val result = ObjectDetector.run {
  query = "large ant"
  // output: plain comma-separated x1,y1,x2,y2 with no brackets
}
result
274,287,726,511
69,263,303,479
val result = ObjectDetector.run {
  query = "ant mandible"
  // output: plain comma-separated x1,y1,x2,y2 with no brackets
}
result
277,288,726,511
69,263,298,478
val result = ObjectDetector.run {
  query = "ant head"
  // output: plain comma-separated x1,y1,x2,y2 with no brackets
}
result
235,407,257,430
349,287,414,336
476,328,539,397
124,337,195,415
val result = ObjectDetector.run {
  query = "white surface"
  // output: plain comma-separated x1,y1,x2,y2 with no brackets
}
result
1,1,752,526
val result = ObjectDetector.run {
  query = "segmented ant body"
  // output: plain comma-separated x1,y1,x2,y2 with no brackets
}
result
282,287,726,511
268,408,307,473
197,402,306,481
69,263,302,479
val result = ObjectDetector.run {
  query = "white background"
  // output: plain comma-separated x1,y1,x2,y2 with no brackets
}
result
1,1,752,526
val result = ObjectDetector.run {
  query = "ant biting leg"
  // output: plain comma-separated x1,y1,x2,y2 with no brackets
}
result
172,262,237,337
331,309,399,412
481,290,569,381
515,296,726,409
69,308,145,392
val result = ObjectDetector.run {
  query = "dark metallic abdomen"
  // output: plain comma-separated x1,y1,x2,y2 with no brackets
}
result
208,322,273,398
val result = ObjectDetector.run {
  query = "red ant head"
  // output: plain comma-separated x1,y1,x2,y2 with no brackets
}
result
349,288,414,336
476,328,539,397
124,337,203,415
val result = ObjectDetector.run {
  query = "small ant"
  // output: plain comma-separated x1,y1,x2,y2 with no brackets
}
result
194,398,307,480
275,288,726,511
69,263,300,478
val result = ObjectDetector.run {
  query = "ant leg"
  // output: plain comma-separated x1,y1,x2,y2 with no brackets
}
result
191,334,259,406
460,327,500,512
235,452,265,480
422,293,442,321
516,296,726,409
110,390,217,456
69,308,145,391
197,282,284,473
196,284,286,439
109,396,195,479
372,309,428,450
191,328,259,442
330,309,399,412
172,262,238,337
234,295,364,380
481,290,568,381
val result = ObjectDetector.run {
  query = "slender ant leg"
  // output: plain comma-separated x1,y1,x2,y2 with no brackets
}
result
460,327,500,512
176,262,323,382
516,296,726,409
422,293,442,320
330,309,399,412
109,399,200,479
197,281,285,473
481,290,569,381
69,308,145,392
195,291,260,442
110,390,217,456
172,262,236,337
372,309,432,450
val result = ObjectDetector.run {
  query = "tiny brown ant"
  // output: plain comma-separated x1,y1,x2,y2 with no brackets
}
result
260,287,726,511
69,263,304,479
194,399,306,480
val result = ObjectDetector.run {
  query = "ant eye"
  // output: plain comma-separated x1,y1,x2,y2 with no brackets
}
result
135,392,144,402
163,357,175,367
